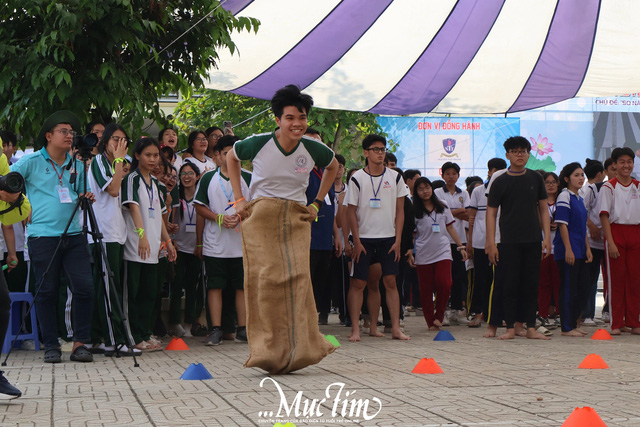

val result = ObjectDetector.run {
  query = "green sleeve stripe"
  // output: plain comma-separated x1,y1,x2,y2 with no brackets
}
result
241,170,252,186
301,137,334,168
91,155,111,189
195,170,215,205
122,172,140,206
233,133,272,162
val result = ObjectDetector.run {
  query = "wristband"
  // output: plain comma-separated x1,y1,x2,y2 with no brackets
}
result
112,157,125,173
217,213,224,231
313,198,325,208
195,244,203,248
228,197,245,208
457,246,466,251
310,203,319,222
135,227,145,239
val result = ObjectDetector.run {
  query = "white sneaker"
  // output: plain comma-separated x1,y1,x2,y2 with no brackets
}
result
582,318,597,327
442,311,451,326
170,324,185,337
449,310,469,325
601,312,610,323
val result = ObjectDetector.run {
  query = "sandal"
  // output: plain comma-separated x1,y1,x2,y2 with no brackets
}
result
537,326,553,337
44,348,62,364
134,341,163,352
70,345,94,362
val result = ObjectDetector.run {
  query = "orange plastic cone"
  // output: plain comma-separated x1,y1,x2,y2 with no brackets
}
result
591,329,613,340
165,338,189,351
578,354,609,369
561,406,607,426
412,358,443,374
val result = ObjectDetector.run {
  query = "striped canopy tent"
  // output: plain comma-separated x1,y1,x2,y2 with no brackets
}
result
207,0,640,115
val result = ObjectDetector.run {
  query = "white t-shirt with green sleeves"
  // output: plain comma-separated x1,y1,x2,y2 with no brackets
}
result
232,132,335,204
89,153,127,245
194,169,251,258
121,170,167,264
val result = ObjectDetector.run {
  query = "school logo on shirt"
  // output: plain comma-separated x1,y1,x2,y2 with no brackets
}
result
383,180,391,189
459,196,464,204
443,138,456,154
295,155,309,174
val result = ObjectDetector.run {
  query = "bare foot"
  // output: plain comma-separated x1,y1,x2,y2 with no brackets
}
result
429,325,440,331
575,328,588,335
561,329,586,337
610,328,622,335
433,319,443,328
468,314,482,327
514,323,527,337
392,330,411,340
631,328,640,335
526,328,551,340
348,331,361,342
498,329,516,340
369,328,385,338
483,325,497,338
621,327,632,333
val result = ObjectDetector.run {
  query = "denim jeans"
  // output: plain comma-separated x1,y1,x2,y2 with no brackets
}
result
28,234,94,351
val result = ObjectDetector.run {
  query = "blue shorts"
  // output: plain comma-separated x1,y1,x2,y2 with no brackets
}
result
351,237,399,281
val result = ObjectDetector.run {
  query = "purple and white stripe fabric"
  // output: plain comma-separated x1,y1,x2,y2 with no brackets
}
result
208,0,640,114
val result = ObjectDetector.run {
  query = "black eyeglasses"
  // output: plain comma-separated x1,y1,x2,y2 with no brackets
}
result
366,147,386,154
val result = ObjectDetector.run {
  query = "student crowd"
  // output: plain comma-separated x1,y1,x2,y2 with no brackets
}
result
0,86,639,376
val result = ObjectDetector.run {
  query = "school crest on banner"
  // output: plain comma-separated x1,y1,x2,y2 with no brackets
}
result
443,138,456,154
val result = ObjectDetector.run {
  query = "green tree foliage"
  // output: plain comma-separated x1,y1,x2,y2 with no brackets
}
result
0,0,259,144
172,89,393,166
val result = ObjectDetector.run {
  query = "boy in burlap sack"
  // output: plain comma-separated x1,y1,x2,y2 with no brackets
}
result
227,85,340,374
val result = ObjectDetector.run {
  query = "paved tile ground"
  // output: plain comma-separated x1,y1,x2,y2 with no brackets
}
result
1,310,640,426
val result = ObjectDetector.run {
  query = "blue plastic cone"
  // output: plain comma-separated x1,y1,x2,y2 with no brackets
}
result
180,363,214,380
433,330,455,341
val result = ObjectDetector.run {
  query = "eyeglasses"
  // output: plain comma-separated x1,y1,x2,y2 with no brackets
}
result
209,134,223,140
366,147,386,154
508,150,529,156
544,181,558,185
54,128,77,138
110,136,130,144
194,137,207,142
180,171,196,177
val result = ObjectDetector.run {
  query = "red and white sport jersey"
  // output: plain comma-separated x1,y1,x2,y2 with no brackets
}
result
598,178,640,225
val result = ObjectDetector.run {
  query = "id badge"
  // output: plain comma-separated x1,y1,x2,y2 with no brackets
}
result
185,224,196,233
369,198,381,209
57,185,72,203
432,223,441,233
148,207,156,219
324,194,332,206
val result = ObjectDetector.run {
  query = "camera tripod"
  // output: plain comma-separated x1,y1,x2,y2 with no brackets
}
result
2,153,139,367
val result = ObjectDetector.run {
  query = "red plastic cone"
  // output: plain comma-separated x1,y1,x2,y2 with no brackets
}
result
561,406,607,426
578,354,609,369
165,338,189,351
412,358,443,374
591,329,613,340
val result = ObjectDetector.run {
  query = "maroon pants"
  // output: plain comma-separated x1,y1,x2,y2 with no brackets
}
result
417,260,452,327
608,223,640,330
538,255,560,318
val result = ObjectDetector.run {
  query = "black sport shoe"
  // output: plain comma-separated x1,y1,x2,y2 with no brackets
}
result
235,327,247,343
204,328,223,346
0,371,21,400
191,324,209,337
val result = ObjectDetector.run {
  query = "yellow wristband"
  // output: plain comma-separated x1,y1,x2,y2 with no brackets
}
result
135,227,144,239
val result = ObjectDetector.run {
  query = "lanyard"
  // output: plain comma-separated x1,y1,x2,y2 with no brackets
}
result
428,210,438,224
48,160,66,185
138,169,154,208
184,199,195,224
368,167,386,199
313,167,323,180
218,172,233,211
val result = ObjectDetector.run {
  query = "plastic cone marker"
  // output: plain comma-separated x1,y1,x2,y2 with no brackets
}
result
590,329,613,340
412,358,444,374
561,406,607,426
433,330,455,341
324,335,341,347
578,354,609,369
180,363,213,380
166,338,189,351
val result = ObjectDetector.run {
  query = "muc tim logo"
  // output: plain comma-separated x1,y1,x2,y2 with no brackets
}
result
257,377,382,425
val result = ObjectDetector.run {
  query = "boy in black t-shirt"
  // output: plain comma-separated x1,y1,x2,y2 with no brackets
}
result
486,136,551,340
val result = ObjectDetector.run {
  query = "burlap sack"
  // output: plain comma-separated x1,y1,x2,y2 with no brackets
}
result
242,197,336,374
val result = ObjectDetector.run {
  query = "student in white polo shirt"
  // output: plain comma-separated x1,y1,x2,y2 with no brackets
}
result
598,147,640,335
435,162,470,325
347,134,410,342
